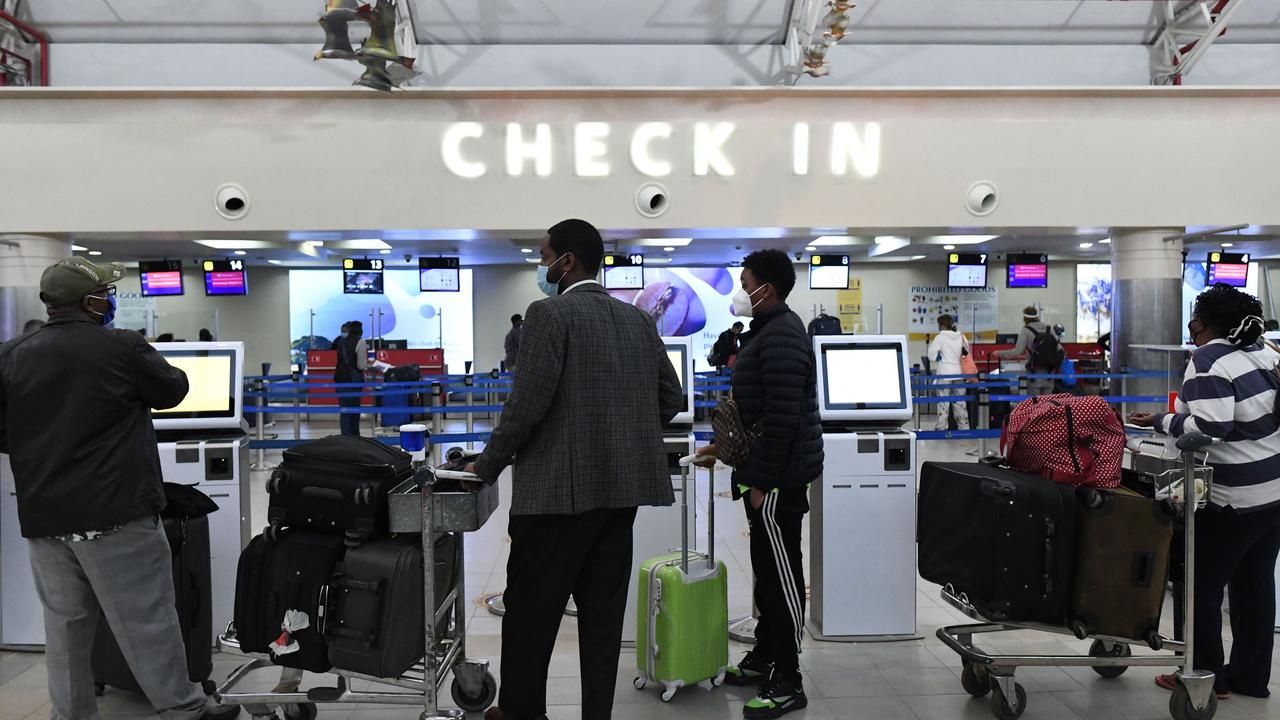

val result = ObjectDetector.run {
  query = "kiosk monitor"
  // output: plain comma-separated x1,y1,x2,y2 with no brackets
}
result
814,334,913,423
661,336,695,426
151,342,245,432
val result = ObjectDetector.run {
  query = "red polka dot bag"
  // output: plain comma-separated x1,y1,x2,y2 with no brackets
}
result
1000,394,1125,488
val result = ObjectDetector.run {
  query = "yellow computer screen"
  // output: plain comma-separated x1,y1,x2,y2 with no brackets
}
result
666,349,685,391
153,354,234,415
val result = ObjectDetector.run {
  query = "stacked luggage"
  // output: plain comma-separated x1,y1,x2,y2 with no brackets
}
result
233,435,457,678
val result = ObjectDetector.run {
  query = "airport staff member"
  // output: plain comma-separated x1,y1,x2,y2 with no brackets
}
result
1131,284,1280,700
504,313,523,371
466,218,683,720
333,320,368,436
698,249,823,720
0,258,238,720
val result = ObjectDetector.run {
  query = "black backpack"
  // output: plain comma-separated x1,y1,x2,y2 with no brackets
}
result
1029,327,1066,371
808,314,842,337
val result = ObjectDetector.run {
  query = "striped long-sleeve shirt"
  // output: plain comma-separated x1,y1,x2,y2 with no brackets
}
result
1155,338,1280,512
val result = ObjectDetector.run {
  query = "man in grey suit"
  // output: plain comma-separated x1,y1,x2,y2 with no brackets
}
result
468,218,683,720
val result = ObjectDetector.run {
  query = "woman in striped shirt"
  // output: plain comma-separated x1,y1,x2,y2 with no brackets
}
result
1130,283,1280,699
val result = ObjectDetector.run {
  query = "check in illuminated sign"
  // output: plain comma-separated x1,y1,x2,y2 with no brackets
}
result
441,122,880,179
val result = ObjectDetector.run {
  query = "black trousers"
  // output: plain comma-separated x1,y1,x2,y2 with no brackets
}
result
336,371,363,436
745,491,807,675
499,507,638,720
1171,503,1280,697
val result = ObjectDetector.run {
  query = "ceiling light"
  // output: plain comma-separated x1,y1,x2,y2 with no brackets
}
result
869,236,910,258
267,259,283,265
196,239,270,250
663,247,675,253
1220,242,1234,248
933,235,995,245
1099,238,1111,244
88,251,102,256
520,248,533,253
233,250,247,256
813,235,856,246
646,258,673,264
332,239,392,250
379,249,392,255
909,255,927,261
635,238,693,247
804,245,817,252
1079,242,1094,249
943,244,955,250
71,244,88,252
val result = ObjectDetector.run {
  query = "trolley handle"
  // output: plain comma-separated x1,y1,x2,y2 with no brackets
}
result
1175,432,1221,452
434,469,480,482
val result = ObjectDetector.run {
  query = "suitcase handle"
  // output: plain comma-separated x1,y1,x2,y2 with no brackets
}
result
1131,552,1155,588
1042,518,1055,596
678,455,726,572
300,487,345,502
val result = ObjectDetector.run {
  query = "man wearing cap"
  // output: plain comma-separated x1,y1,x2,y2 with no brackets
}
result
0,258,238,720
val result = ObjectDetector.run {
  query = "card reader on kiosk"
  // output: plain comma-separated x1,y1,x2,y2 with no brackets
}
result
623,336,697,644
808,334,919,640
0,342,251,648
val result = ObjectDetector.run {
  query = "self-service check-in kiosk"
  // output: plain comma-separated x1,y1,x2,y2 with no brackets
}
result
623,336,697,643
808,334,919,641
1,342,251,648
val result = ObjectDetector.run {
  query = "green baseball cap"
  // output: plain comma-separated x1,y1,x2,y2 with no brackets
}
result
39,257,125,307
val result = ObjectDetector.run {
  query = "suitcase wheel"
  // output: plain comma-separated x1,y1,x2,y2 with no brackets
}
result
267,470,287,495
446,446,466,463
282,703,316,720
93,682,105,697
989,681,1026,720
450,671,497,713
1088,640,1131,679
633,677,648,691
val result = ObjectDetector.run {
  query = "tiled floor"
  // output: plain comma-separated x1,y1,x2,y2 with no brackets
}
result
2,429,1278,720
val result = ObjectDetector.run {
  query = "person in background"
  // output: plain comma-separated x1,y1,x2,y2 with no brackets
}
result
198,328,213,342
993,306,1058,396
504,314,523,372
0,258,237,720
1265,319,1279,333
928,314,971,431
1130,283,1280,700
697,249,823,720
22,319,44,334
712,321,744,371
466,218,682,720
333,320,368,436
155,333,175,343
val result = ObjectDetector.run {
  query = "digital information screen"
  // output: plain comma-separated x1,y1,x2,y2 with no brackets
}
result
1207,251,1250,287
203,259,247,296
1007,253,1048,289
140,260,184,297
822,344,907,409
947,253,988,289
603,254,645,290
343,258,384,294
419,257,460,292
809,255,850,290
152,351,235,418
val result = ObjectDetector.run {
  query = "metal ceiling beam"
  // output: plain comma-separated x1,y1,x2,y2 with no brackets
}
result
1150,0,1248,85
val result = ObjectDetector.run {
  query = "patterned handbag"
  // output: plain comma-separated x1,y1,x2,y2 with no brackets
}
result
711,396,759,468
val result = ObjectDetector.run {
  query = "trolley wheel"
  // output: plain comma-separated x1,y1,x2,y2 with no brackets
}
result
451,672,498,713
660,687,677,702
988,682,1027,720
93,682,105,697
961,661,992,697
282,703,316,720
711,669,726,687
1089,640,1132,678
1169,684,1217,720
633,677,647,690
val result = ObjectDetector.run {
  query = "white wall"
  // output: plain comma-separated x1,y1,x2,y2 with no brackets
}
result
114,266,292,375
471,265,547,373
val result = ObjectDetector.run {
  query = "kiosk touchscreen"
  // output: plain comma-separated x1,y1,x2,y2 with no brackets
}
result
151,343,246,432
661,336,695,426
814,335,913,424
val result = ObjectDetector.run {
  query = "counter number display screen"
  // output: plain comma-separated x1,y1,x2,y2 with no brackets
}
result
343,258,384,294
139,260,184,297
419,257,460,292
809,255,850,290
947,253,988,289
203,259,247,296
603,254,645,290
1207,252,1250,287
821,343,907,409
1006,253,1048,289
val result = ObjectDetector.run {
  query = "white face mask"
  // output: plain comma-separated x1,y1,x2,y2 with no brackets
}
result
732,284,767,318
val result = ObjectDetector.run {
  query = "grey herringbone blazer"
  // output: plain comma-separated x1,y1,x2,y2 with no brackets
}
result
473,282,683,515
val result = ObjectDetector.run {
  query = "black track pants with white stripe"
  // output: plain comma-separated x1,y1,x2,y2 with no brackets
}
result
745,490,807,675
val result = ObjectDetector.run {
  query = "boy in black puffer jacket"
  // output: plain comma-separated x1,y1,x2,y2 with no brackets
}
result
697,249,823,719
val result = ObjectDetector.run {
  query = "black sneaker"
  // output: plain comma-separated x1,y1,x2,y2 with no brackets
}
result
724,649,772,686
743,670,806,719
200,702,241,720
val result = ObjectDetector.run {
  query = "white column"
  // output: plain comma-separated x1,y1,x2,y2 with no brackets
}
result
1110,228,1184,411
0,235,70,342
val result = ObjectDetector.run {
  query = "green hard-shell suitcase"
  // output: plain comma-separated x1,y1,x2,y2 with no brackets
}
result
634,459,729,702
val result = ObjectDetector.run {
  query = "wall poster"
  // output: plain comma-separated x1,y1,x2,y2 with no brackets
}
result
907,285,999,341
837,280,863,333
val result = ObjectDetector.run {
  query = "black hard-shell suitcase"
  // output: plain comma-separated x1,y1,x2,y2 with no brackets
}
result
918,461,1078,625
233,529,346,672
92,484,217,695
267,435,413,541
327,533,459,678
1068,487,1175,646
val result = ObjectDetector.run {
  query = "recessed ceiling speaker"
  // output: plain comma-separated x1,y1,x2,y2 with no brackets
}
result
214,183,250,221
635,182,670,218
965,181,999,217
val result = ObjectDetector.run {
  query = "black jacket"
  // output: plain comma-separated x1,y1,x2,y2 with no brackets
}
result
0,313,188,538
730,304,824,499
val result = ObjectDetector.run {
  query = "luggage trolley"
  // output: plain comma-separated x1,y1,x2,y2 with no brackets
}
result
214,461,499,720
936,432,1220,720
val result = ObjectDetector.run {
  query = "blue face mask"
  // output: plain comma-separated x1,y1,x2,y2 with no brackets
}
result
536,253,569,297
86,292,117,327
